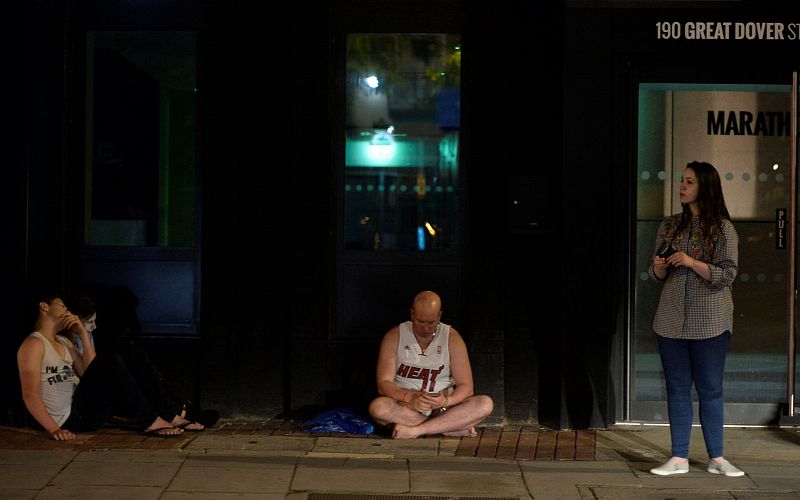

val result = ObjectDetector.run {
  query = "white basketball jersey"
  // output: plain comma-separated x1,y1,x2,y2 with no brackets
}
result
394,321,453,393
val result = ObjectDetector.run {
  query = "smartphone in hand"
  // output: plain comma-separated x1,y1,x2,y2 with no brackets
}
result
657,244,677,259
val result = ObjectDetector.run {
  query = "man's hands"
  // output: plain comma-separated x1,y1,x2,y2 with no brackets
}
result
403,391,446,413
49,428,76,441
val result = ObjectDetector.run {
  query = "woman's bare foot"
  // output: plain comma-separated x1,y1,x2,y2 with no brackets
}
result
442,427,478,437
144,416,183,436
171,415,204,431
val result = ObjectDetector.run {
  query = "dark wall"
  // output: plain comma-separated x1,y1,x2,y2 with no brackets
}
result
3,0,32,425
26,0,798,429
463,1,566,425
562,7,617,428
198,6,294,416
10,0,582,426
4,0,69,425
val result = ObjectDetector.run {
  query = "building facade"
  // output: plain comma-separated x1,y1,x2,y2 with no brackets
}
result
7,0,800,429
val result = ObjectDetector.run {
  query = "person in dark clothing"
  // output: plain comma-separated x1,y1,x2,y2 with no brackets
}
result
67,294,217,430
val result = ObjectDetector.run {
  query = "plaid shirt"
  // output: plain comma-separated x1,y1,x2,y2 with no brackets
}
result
649,215,738,340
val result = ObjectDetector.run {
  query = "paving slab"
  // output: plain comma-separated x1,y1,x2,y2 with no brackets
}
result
725,428,800,463
518,460,636,474
737,464,800,475
292,457,409,494
638,474,756,491
410,458,522,474
410,460,530,497
580,485,735,499
595,427,672,461
184,434,315,455
412,469,531,497
71,449,185,463
162,493,287,500
184,454,298,468
169,465,294,494
0,449,77,465
49,460,181,487
729,491,800,499
521,461,641,500
0,464,65,489
745,476,800,492
312,436,440,457
34,485,164,500
734,463,800,491
0,490,36,500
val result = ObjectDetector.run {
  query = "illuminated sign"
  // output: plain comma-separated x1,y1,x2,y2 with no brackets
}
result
346,132,451,168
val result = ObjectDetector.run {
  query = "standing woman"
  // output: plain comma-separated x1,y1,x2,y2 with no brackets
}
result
649,161,744,477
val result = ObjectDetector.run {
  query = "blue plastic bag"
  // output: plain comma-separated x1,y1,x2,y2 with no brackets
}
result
300,408,375,434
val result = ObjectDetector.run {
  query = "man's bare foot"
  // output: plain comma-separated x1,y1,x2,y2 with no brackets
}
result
442,427,478,437
144,416,183,436
392,424,422,439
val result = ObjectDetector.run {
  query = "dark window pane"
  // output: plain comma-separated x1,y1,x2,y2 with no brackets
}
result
87,31,196,247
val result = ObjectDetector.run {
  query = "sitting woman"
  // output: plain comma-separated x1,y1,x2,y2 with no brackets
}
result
67,294,210,431
17,293,190,440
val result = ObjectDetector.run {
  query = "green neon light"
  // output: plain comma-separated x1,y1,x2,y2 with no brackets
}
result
346,138,439,167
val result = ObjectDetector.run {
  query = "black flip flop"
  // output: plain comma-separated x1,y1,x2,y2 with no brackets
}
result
176,420,205,432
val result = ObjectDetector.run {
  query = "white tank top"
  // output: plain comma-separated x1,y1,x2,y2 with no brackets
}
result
394,321,453,393
30,332,79,426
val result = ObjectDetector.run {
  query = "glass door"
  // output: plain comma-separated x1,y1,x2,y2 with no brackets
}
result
629,82,798,424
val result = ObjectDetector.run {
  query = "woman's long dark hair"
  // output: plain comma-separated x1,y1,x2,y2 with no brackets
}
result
70,295,97,320
675,161,731,257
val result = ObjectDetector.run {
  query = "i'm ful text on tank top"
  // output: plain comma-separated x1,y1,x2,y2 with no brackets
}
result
46,365,74,385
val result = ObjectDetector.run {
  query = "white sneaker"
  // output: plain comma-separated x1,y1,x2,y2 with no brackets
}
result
650,458,689,476
707,459,745,477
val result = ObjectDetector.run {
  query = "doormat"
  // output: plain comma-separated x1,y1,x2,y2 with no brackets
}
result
308,495,519,500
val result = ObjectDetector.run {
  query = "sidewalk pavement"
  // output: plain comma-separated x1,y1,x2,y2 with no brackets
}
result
0,423,798,499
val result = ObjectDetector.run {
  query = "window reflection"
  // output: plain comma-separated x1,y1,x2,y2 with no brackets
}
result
86,31,196,247
345,33,461,251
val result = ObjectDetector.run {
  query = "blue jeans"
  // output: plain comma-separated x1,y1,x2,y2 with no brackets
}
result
657,331,731,459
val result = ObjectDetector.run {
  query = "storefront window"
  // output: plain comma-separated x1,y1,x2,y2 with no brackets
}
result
86,31,196,247
345,33,461,251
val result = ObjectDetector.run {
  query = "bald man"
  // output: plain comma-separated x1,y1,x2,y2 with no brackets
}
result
368,291,494,439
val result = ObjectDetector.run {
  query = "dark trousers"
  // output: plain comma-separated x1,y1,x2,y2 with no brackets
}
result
63,353,159,431
116,339,183,421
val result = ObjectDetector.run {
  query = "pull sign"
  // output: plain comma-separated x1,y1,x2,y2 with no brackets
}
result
776,208,786,249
